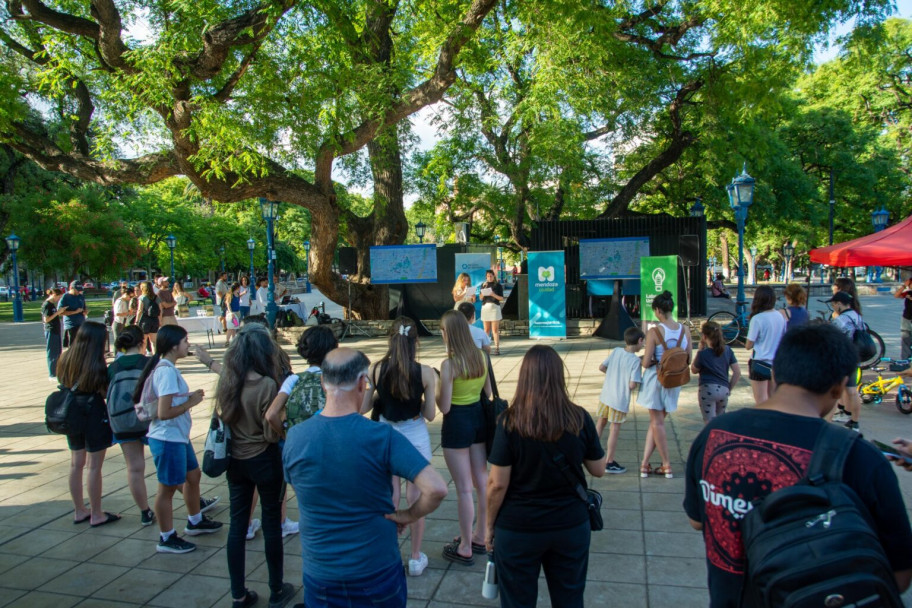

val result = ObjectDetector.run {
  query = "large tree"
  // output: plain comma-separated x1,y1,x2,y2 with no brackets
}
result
0,0,498,317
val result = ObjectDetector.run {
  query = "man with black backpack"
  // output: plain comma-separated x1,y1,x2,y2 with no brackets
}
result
684,324,912,608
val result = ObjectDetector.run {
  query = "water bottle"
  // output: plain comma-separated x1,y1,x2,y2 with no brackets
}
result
482,551,498,599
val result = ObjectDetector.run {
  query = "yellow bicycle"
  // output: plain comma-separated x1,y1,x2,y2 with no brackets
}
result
860,362,912,414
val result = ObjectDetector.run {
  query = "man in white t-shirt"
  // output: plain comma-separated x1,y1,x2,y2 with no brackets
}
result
457,302,491,353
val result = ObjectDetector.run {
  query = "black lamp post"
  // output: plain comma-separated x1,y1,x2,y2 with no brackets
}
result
259,198,280,328
690,197,704,217
783,243,794,282
495,235,505,282
415,221,426,244
247,238,256,288
727,164,756,320
5,234,23,322
871,207,889,282
303,240,311,293
165,234,177,282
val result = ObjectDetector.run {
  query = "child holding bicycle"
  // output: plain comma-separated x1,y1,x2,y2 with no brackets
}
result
828,291,864,431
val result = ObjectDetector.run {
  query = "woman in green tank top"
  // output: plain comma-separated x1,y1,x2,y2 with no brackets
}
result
437,310,492,566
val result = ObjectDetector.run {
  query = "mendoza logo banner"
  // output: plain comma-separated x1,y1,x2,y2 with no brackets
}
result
528,251,566,339
454,253,492,326
640,255,678,322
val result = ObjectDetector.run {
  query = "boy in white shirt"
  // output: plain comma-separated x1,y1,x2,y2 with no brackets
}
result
597,327,645,474
456,302,491,354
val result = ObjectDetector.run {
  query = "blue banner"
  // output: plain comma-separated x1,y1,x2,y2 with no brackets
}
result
454,253,492,326
528,251,567,339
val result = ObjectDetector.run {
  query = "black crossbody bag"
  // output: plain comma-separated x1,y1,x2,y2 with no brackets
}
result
542,442,603,531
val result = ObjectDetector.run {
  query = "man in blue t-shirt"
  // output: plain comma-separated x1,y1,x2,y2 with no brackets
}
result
59,281,87,347
283,348,447,607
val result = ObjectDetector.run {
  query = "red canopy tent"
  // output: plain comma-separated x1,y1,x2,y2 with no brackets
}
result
809,214,912,267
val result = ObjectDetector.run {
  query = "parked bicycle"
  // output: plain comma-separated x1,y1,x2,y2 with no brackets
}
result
306,301,349,341
861,358,912,414
811,299,885,369
706,308,748,346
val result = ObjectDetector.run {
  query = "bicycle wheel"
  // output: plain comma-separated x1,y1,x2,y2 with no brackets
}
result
708,311,741,345
329,318,349,341
858,329,885,370
861,392,877,404
896,385,912,415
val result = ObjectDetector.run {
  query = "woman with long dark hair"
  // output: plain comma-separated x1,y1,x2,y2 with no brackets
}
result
834,277,862,314
215,324,294,608
637,291,691,478
132,324,221,554
745,285,786,405
360,317,437,576
56,321,119,525
486,345,605,608
107,325,155,525
135,281,160,355
42,287,65,380
438,309,492,566
238,275,252,320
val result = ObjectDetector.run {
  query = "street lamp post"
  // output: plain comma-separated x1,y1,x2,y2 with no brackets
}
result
689,197,704,218
247,238,256,287
750,245,758,284
871,207,889,283
165,234,177,282
415,221,426,244
783,243,794,282
5,234,23,322
494,235,504,283
303,240,311,293
727,164,756,320
259,198,280,328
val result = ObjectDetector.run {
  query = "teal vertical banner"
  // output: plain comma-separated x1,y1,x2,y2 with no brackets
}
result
528,251,567,338
640,255,678,321
454,253,492,326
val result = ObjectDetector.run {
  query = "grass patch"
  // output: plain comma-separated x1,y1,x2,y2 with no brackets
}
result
0,300,45,323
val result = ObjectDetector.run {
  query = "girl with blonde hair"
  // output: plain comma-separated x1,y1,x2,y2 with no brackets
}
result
452,272,476,309
437,309,491,565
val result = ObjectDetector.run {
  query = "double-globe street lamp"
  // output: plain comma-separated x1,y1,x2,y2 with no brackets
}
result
783,243,794,282
726,164,756,320
165,234,177,282
259,198,280,328
5,234,23,323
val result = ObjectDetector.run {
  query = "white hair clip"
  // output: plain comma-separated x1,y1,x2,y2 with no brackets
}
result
398,325,411,336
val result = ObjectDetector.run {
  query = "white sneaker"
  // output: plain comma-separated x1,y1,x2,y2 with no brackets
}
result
246,518,261,541
408,552,428,577
832,411,851,423
281,519,299,538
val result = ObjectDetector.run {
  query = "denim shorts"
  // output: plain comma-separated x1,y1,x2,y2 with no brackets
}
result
441,401,485,449
302,560,406,608
149,438,199,486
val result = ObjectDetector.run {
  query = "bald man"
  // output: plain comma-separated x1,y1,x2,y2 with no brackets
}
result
283,348,447,607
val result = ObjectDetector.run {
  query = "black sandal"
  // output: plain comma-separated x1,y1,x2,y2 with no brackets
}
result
452,536,486,554
442,540,475,565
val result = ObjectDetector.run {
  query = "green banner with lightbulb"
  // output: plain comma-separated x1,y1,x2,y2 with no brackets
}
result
640,255,678,321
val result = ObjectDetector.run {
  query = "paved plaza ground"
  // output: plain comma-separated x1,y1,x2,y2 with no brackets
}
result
1,292,912,607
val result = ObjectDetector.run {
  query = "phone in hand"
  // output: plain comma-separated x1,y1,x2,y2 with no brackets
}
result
871,440,912,464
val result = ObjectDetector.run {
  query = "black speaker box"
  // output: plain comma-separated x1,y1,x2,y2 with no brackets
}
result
679,235,700,267
338,247,358,275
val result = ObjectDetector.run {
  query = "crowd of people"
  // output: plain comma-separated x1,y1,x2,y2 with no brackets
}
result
34,271,912,608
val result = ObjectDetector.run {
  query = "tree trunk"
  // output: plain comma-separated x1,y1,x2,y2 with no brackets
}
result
720,233,731,280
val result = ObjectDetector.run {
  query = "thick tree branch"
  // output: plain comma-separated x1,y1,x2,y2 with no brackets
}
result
314,0,498,186
212,40,263,103
89,0,134,72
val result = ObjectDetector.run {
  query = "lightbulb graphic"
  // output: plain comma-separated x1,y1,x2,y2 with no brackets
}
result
652,267,666,292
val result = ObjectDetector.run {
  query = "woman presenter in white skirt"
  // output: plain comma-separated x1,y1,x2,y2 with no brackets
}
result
479,270,504,355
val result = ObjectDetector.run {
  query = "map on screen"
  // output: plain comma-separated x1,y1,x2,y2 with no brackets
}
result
369,244,438,284
579,237,650,279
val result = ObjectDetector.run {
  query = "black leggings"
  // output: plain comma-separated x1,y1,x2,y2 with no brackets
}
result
226,444,286,599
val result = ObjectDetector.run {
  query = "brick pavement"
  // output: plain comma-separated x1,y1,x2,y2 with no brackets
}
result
1,317,912,607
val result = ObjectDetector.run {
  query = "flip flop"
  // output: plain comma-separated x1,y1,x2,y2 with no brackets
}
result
452,536,486,554
73,514,90,525
90,512,122,528
442,540,475,566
